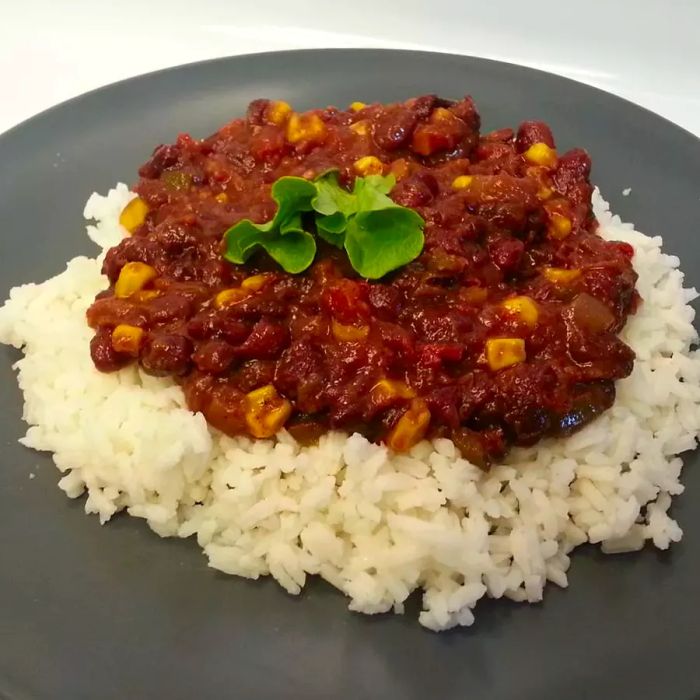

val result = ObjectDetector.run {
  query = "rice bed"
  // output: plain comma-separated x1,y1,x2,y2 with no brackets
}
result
0,184,698,630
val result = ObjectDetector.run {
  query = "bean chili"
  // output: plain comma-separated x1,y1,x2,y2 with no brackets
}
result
87,95,638,466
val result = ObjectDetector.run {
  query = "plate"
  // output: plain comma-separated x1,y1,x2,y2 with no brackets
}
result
1,49,699,700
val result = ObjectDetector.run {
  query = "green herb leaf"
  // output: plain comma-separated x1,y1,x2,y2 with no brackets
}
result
316,213,347,248
311,171,356,248
258,229,317,274
223,177,317,271
312,171,357,218
223,170,425,277
269,176,318,223
353,173,397,212
344,207,425,279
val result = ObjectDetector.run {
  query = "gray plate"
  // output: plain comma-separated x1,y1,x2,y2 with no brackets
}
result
1,49,699,700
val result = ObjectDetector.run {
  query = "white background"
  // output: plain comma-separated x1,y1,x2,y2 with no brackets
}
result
1,0,699,137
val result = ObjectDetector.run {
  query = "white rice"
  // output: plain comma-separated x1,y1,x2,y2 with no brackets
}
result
1,183,698,631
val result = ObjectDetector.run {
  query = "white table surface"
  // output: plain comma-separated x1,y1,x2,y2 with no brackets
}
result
1,0,699,137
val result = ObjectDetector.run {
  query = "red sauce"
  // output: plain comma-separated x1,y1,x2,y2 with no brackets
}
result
87,95,638,466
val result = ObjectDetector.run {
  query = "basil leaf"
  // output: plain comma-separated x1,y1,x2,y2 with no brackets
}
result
344,207,424,279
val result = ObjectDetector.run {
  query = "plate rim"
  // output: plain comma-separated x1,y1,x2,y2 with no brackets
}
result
1,48,699,150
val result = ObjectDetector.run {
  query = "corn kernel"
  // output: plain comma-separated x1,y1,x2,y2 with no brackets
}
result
371,379,416,402
114,262,157,299
244,384,292,439
132,289,161,302
386,398,431,452
349,101,366,112
432,107,454,123
119,197,149,234
501,296,539,327
523,142,557,168
215,192,229,204
452,175,473,190
111,324,144,356
214,287,249,309
537,186,554,201
246,384,277,403
486,338,526,371
268,100,292,125
543,267,581,285
353,156,384,176
548,212,572,240
350,120,369,136
286,113,327,144
332,320,370,342
240,274,271,292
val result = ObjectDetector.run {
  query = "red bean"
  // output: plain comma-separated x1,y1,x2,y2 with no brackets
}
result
186,312,218,340
193,339,236,373
201,383,248,435
231,360,276,393
101,237,155,284
450,96,481,132
147,295,194,324
553,149,593,205
138,144,182,179
451,426,488,467
218,317,251,344
188,312,250,344
152,224,198,254
408,95,440,119
372,107,419,151
90,328,131,372
250,126,287,163
235,320,289,359
488,236,525,274
515,121,556,152
86,298,150,330
246,99,270,126
392,172,438,208
140,333,192,376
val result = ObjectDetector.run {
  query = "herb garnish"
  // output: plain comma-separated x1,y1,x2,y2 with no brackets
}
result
223,171,424,279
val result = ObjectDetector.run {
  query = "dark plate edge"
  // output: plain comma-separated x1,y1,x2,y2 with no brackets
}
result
1,48,698,149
